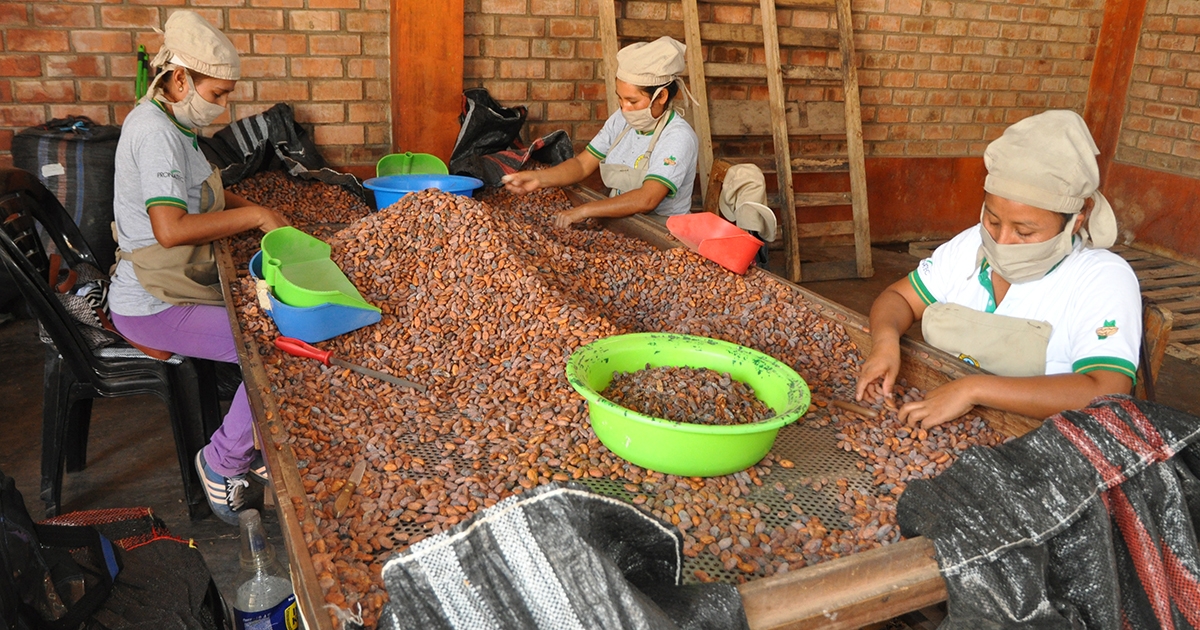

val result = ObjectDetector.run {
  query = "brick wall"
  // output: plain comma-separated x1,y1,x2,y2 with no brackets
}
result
1117,0,1200,177
463,0,605,154
0,1,389,170
463,0,1105,160
0,0,1116,170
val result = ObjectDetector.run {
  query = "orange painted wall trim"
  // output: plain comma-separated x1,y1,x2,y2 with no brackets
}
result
392,1,463,163
1105,162,1200,264
1084,0,1147,182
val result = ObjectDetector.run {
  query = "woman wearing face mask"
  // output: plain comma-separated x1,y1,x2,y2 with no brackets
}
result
109,11,289,524
855,110,1141,429
503,36,698,228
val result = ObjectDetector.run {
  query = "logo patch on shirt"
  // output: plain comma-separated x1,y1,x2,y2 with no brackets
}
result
1096,320,1118,340
157,169,183,181
663,155,677,166
957,353,979,368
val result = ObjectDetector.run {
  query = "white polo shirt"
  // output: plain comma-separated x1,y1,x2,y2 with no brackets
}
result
909,226,1142,381
585,110,698,216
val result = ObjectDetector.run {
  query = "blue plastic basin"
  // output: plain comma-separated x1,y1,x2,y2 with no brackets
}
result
363,174,484,210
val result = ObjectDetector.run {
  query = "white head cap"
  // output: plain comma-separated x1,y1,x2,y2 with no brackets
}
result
983,110,1117,248
151,10,240,81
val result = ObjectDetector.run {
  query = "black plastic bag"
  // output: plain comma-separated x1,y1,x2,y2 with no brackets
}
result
198,103,364,201
11,117,121,272
897,395,1200,629
455,130,575,187
376,483,748,630
0,469,121,630
448,89,527,175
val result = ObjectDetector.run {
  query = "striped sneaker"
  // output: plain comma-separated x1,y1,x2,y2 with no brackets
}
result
248,451,270,486
195,449,250,526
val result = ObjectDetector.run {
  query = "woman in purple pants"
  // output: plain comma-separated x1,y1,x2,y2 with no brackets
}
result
108,11,288,524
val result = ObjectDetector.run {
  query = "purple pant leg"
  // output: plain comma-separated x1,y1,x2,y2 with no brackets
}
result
111,305,255,477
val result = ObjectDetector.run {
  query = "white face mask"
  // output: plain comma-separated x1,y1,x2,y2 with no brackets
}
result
978,206,1076,284
171,73,226,129
621,86,665,132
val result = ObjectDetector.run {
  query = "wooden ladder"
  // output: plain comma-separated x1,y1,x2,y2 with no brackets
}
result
599,0,873,283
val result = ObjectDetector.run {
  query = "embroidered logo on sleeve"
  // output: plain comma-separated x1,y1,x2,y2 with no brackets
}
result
957,353,979,368
663,155,677,166
1096,320,1118,340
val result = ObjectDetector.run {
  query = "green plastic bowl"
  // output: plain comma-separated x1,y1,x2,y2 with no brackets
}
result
566,333,810,477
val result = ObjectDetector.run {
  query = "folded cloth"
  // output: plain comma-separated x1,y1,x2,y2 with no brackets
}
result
666,213,763,275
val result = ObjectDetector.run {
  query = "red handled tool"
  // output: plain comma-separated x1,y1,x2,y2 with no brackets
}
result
274,336,426,392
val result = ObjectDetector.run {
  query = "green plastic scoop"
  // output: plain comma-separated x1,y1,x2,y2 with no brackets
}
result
376,152,449,177
259,227,380,312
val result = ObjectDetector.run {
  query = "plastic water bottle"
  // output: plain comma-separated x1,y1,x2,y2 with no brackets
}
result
233,509,300,630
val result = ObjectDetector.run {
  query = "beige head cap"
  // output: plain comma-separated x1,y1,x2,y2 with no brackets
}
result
718,164,777,242
616,36,686,86
983,110,1117,248
151,10,240,81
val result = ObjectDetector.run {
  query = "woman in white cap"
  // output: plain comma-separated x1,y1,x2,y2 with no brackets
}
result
855,110,1141,429
503,36,699,227
108,10,288,524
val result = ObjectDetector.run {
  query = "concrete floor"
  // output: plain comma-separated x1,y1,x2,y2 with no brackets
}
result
1,245,1197,620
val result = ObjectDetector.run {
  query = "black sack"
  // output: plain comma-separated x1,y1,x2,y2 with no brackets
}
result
448,88,527,178
376,483,748,630
198,103,364,201
33,508,226,630
11,117,121,272
897,395,1200,630
0,470,121,630
455,130,575,188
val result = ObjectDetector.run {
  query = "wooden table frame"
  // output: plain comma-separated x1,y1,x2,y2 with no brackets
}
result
217,187,1039,630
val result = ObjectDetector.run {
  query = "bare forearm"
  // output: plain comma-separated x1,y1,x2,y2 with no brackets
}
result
868,289,916,349
575,188,664,219
224,189,253,209
965,372,1132,420
150,205,267,247
532,156,591,188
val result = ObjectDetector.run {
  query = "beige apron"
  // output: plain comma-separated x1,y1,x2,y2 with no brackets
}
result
921,302,1052,377
599,112,671,196
115,167,225,306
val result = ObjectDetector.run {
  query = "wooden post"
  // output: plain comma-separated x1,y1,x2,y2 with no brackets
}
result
1083,0,1148,182
681,0,715,207
835,0,873,278
599,0,620,121
391,0,463,163
759,0,802,282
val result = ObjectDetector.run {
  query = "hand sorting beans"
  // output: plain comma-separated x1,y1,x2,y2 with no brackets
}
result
226,171,370,266
604,365,776,426
225,175,1011,628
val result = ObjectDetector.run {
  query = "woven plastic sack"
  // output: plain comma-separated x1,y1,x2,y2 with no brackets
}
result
897,395,1200,629
198,103,364,201
376,483,748,630
11,117,121,272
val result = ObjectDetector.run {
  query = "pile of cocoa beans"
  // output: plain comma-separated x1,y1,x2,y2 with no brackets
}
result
226,177,1009,627
604,366,776,426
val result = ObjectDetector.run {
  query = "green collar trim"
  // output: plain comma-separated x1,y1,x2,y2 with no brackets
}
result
977,259,998,314
636,110,674,136
150,99,198,149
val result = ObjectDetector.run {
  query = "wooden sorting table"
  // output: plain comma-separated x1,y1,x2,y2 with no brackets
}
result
217,188,1040,630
